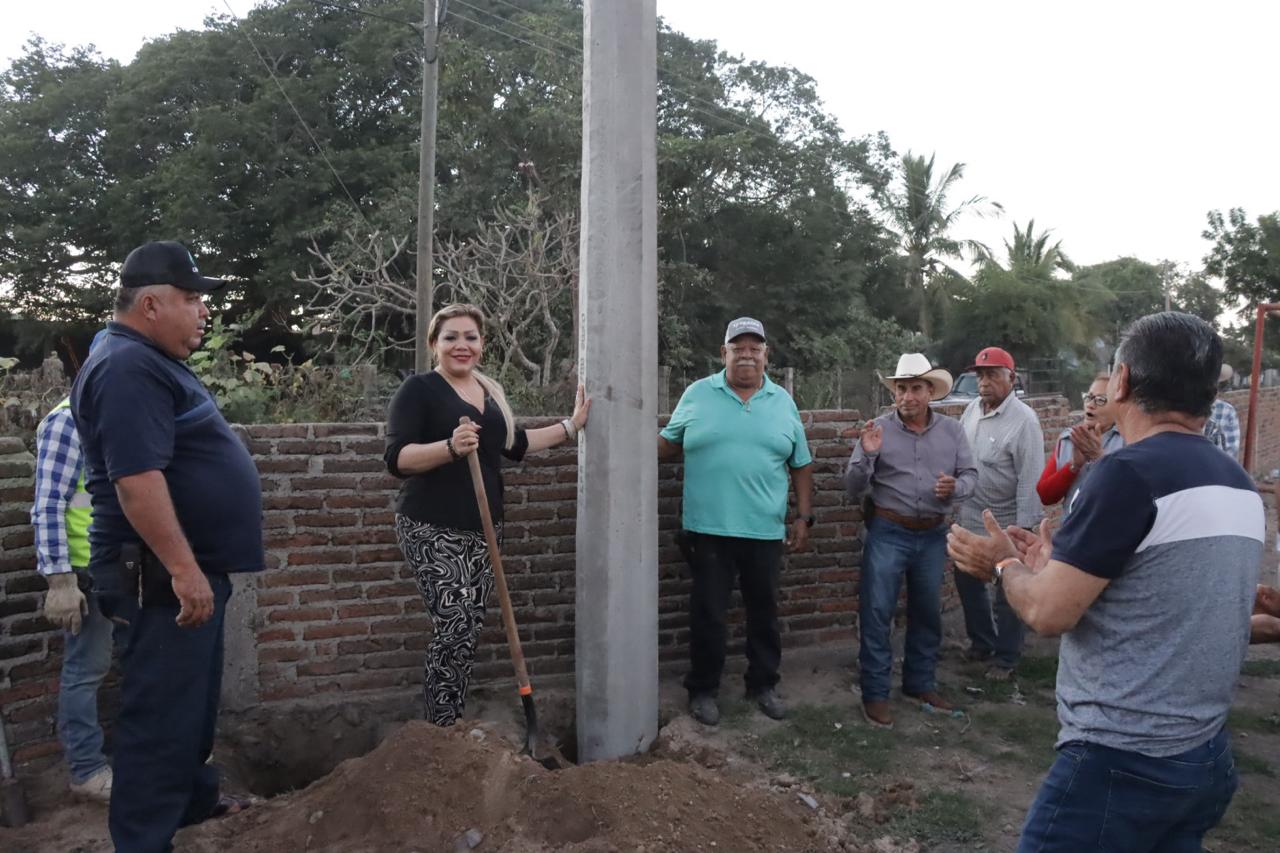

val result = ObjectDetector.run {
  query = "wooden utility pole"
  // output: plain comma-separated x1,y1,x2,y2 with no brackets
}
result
414,0,440,374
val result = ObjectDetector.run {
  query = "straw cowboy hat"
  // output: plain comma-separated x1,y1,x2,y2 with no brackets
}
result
879,353,954,401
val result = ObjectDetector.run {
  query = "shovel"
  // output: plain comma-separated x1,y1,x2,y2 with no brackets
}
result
0,706,29,827
459,417,570,770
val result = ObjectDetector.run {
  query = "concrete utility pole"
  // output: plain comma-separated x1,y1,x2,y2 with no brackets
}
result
414,0,440,374
575,0,659,762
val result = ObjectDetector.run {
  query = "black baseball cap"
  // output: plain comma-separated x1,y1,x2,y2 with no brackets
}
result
120,241,228,292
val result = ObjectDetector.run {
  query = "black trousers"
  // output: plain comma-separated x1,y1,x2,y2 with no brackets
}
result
682,533,784,697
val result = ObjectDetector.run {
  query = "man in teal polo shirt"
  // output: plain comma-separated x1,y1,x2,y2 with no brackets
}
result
658,317,814,725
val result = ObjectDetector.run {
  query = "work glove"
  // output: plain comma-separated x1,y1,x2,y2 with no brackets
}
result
44,572,88,635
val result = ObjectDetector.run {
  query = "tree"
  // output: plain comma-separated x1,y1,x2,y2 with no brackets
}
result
0,0,906,378
939,221,1074,369
882,152,997,339
1203,208,1280,310
1069,258,1165,349
1003,220,1073,280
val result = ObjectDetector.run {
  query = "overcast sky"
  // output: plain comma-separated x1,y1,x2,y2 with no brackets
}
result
5,0,1277,273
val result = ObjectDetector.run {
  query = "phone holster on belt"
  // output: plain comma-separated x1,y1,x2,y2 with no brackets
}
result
139,548,181,608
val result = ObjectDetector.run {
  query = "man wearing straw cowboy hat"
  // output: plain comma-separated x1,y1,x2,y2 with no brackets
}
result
845,353,977,728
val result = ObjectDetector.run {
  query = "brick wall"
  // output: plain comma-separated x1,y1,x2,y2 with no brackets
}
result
4,392,1279,762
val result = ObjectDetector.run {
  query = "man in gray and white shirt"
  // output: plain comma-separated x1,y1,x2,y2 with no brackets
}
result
955,346,1044,679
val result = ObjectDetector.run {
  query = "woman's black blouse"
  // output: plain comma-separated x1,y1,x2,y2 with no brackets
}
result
383,371,529,531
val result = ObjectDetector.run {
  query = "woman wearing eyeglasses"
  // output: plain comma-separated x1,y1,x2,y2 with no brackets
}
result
1036,373,1125,513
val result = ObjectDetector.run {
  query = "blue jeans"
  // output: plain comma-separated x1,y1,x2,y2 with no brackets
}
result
858,516,947,702
1019,728,1238,852
954,565,1025,668
57,585,130,784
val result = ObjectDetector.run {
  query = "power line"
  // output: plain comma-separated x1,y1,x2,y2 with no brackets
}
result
221,0,372,228
453,0,581,55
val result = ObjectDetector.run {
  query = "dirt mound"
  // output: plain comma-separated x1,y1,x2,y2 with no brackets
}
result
179,721,843,853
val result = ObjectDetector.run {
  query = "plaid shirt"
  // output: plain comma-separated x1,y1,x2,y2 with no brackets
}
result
1203,397,1241,461
31,405,83,576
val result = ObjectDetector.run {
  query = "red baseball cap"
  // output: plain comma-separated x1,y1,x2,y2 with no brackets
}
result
969,346,1015,372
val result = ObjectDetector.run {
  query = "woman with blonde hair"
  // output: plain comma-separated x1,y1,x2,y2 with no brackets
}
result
384,303,590,725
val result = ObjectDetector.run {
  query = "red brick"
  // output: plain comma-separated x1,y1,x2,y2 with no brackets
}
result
314,424,380,438
263,495,325,511
259,646,308,662
255,590,295,607
297,657,363,677
302,622,370,640
273,439,342,454
261,569,330,588
267,607,334,623
322,458,385,474
256,458,310,474
336,602,400,618
331,528,396,546
325,494,394,510
287,549,355,566
353,547,403,565
256,627,296,642
292,512,361,528
298,586,364,605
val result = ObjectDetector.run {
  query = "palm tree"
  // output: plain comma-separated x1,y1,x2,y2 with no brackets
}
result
884,152,998,338
1001,219,1074,280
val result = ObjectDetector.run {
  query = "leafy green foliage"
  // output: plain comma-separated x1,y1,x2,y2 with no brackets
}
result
1204,208,1280,310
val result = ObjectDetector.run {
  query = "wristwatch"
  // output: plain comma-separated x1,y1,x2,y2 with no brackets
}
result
802,514,816,528
994,557,1020,583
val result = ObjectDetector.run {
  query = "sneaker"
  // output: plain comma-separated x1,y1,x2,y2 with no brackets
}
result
904,690,956,711
689,693,720,726
751,688,787,721
70,766,112,803
984,665,1016,682
861,700,894,729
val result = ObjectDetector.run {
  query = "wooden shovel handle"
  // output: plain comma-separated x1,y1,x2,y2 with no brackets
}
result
459,417,532,693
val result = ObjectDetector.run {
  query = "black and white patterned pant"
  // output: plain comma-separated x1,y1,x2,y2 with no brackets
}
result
394,515,496,726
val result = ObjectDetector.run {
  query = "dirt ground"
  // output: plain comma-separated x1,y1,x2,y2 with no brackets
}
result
3,621,1279,852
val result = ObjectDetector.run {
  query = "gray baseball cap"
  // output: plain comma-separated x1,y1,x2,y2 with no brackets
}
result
724,316,766,343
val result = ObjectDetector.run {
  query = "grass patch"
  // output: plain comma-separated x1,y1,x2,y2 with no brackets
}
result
755,704,895,796
1228,709,1280,735
964,705,1058,770
1016,654,1059,690
1234,749,1276,778
885,789,985,845
1240,659,1280,678
717,697,755,729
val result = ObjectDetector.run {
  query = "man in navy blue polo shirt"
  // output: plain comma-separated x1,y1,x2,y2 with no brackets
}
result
71,241,264,853
658,317,814,726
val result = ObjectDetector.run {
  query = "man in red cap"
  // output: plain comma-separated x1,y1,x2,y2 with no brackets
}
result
955,346,1044,680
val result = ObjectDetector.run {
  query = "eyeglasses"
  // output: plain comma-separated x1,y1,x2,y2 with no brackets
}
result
1082,392,1108,406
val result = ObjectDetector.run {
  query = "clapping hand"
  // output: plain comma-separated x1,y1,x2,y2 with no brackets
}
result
947,510,1019,582
1070,422,1103,465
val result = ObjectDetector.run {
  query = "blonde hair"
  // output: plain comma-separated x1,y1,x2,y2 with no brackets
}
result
428,303,517,450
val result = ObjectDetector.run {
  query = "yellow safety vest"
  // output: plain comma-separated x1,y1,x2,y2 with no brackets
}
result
49,398,91,568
